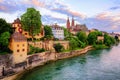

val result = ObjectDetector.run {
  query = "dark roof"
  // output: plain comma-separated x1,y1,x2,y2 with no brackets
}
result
11,32,27,42
51,24,63,29
13,18,21,24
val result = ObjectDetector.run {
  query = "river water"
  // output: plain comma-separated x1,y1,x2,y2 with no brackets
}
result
19,44,120,80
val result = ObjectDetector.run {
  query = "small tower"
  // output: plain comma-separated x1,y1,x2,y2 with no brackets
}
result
71,16,75,28
66,17,70,30
9,32,27,64
12,18,22,33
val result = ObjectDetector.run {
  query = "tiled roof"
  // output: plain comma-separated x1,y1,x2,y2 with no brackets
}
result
11,32,27,42
12,18,21,24
51,24,63,30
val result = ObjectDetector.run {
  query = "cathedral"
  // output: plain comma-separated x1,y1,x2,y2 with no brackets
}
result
66,17,88,33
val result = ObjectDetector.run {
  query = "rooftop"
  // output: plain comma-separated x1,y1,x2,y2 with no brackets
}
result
11,32,27,42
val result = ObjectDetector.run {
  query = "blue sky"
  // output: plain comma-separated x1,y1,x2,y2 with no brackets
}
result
0,0,120,32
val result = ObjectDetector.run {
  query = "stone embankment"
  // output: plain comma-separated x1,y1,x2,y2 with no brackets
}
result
1,46,93,80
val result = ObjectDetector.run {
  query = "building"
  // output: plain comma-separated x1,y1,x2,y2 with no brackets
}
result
66,17,88,33
9,32,27,64
97,36,104,42
51,24,64,40
12,18,44,39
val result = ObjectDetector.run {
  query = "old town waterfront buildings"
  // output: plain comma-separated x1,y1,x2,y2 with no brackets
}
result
9,32,27,64
51,24,64,40
66,17,88,34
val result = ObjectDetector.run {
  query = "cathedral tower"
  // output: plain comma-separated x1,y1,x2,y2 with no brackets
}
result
66,17,70,29
71,17,75,27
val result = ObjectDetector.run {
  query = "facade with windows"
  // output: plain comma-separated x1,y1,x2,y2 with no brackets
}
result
9,32,27,64
51,24,64,40
12,18,44,39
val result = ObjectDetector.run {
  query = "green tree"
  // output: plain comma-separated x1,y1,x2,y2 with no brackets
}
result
76,31,87,43
21,8,42,40
115,36,119,42
96,31,103,36
0,18,13,34
0,18,13,54
44,25,53,40
68,36,83,50
44,25,53,36
87,32,97,45
62,27,72,38
104,34,115,46
0,32,10,46
54,43,64,52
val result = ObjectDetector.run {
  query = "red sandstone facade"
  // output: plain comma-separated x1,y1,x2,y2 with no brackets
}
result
66,17,88,33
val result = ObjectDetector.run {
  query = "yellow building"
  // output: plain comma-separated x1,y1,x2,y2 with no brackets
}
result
9,32,27,64
12,18,44,39
97,36,104,42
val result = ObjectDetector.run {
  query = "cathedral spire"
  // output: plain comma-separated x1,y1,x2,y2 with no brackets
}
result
66,17,70,29
71,16,75,27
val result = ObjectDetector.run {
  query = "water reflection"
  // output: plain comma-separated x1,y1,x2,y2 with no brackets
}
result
20,44,120,80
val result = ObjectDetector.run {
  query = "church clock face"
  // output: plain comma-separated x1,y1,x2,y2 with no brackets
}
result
18,28,22,33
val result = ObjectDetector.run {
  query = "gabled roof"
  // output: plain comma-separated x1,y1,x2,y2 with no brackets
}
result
51,24,63,30
11,32,27,42
12,18,21,24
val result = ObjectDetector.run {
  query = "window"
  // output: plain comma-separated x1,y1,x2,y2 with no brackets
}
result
17,44,19,47
17,49,20,52
22,49,25,52
25,33,27,35
23,44,25,47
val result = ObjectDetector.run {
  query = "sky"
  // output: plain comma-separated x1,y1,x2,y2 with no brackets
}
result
0,0,120,32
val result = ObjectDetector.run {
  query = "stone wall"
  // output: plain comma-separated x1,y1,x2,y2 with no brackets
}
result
0,46,93,80
28,41,69,51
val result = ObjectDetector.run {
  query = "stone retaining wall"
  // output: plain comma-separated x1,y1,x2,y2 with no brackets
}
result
1,46,93,80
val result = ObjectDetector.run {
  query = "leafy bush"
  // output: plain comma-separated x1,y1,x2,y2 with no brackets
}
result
54,43,64,53
93,44,108,49
28,45,45,55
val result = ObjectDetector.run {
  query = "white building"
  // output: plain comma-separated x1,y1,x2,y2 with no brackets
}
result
51,24,64,40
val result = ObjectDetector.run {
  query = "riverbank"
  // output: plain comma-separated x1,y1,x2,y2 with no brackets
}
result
1,46,93,80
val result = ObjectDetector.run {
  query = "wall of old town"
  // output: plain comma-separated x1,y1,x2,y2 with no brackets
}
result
28,41,69,51
0,46,93,80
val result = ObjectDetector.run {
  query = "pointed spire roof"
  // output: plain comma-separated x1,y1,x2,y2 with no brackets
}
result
71,16,75,27
13,18,21,24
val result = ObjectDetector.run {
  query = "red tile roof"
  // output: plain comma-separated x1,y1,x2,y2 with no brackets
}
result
11,32,27,42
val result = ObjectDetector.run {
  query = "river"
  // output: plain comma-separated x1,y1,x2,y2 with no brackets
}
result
19,44,120,80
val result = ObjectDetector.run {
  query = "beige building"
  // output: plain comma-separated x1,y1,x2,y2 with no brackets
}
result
12,18,44,39
9,32,27,64
97,36,104,42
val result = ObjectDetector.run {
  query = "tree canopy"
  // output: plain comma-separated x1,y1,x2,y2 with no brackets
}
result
44,25,53,36
76,31,87,43
44,25,53,40
0,18,13,54
87,32,97,45
54,43,64,52
21,8,42,39
104,34,115,46
63,27,72,38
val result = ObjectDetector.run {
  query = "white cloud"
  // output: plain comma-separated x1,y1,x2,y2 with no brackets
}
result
0,11,24,23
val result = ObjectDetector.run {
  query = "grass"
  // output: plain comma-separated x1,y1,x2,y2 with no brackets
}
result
93,44,109,49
